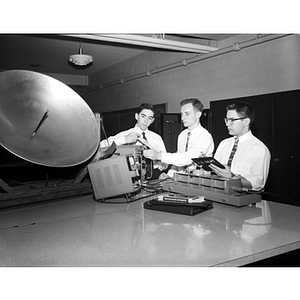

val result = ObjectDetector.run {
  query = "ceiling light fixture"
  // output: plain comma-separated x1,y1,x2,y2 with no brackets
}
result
69,41,93,66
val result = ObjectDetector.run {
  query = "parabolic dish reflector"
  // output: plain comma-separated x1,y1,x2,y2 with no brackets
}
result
0,70,100,167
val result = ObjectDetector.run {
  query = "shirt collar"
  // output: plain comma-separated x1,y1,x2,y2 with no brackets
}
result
188,124,202,135
236,130,252,143
134,124,148,134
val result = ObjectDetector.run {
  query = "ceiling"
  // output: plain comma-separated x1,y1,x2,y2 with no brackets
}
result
0,34,236,80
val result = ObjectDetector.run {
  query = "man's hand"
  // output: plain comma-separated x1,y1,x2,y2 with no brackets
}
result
159,172,169,180
143,149,162,161
209,164,232,178
210,164,252,189
125,132,141,144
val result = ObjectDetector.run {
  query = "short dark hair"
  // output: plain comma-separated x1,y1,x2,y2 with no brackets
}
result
180,98,204,113
137,103,155,117
226,102,255,127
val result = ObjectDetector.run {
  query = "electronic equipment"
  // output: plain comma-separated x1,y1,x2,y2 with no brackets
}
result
88,143,153,201
162,172,261,207
88,153,141,200
111,144,149,182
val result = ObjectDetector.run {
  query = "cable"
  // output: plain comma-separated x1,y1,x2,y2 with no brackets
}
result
100,116,110,146
141,184,162,194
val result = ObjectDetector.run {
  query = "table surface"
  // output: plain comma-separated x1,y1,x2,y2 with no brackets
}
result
0,191,300,267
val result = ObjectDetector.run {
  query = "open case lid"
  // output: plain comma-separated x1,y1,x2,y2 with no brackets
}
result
192,157,225,171
0,70,100,167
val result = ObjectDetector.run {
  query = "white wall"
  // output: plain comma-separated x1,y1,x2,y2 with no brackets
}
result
86,34,300,114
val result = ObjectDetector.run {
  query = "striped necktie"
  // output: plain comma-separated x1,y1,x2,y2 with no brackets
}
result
227,137,239,168
185,132,191,152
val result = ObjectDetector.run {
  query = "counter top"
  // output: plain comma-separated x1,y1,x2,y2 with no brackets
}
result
0,194,299,267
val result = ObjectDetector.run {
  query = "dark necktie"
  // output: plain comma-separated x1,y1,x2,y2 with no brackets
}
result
185,132,191,152
142,132,153,180
142,132,147,141
227,137,239,168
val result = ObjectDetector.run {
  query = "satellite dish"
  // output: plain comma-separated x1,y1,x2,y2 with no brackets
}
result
0,70,100,167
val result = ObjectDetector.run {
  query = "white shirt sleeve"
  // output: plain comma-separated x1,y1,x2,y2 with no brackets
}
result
161,128,214,167
99,128,134,147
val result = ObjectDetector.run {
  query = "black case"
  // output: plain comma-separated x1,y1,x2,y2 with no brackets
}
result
192,157,225,171
143,199,213,216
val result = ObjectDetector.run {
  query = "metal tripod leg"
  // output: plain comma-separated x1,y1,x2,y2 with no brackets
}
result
0,178,14,193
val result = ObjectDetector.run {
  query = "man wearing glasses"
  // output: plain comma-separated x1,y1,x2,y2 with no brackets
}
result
210,102,271,191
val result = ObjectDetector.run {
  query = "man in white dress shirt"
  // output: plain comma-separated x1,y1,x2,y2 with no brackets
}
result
100,103,167,179
144,98,214,177
211,102,271,191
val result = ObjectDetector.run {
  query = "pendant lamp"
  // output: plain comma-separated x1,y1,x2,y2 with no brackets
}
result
69,41,93,66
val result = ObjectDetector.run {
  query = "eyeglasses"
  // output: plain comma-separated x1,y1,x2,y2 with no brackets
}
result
224,117,246,125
